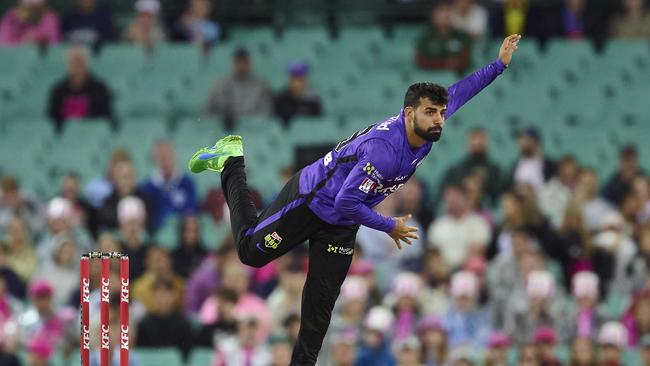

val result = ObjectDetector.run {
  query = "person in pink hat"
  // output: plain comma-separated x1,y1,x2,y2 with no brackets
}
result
506,270,571,345
443,271,490,347
596,322,628,366
390,272,423,340
484,330,511,366
26,335,54,366
417,315,448,366
532,326,562,366
0,0,60,46
569,271,604,340
332,276,369,331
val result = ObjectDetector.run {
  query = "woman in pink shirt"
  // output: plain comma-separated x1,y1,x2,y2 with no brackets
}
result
0,0,60,46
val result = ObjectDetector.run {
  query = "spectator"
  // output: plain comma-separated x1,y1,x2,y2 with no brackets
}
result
136,278,193,359
517,343,540,366
269,334,292,366
203,46,273,123
0,246,27,300
199,262,272,341
59,172,95,234
36,236,78,306
274,61,323,126
443,271,490,347
505,270,571,344
0,176,44,235
532,326,562,366
0,272,21,331
568,272,604,340
450,0,488,38
562,0,590,39
463,175,495,228
117,196,150,280
184,239,237,315
332,276,369,331
0,335,20,366
511,127,555,193
570,337,596,366
96,161,148,233
592,212,637,298
630,226,650,291
124,0,165,48
171,0,219,46
213,312,272,366
416,1,472,72
132,246,185,314
47,46,113,132
596,322,627,366
84,149,131,209
25,336,54,366
195,288,238,347
622,289,650,346
539,155,580,229
574,168,615,231
388,272,422,340
139,141,197,231
355,306,396,366
609,0,650,39
267,258,305,330
37,197,91,265
0,0,59,47
171,215,206,278
61,0,115,49
427,184,491,269
5,217,38,283
441,128,503,206
603,145,643,207
417,316,448,366
18,279,76,356
555,202,593,282
489,0,531,38
485,331,511,366
393,337,421,366
329,329,357,366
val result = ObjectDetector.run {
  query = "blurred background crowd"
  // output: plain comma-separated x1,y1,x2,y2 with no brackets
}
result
1,0,650,365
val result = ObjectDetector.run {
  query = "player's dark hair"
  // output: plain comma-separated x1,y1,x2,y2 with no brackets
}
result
403,82,448,109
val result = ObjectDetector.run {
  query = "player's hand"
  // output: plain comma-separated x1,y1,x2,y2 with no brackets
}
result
498,34,522,66
388,214,419,250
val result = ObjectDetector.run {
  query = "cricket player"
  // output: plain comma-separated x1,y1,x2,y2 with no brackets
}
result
188,34,521,365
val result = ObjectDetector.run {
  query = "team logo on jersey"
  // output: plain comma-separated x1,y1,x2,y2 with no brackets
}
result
264,232,283,249
362,162,384,180
326,244,354,255
358,178,377,194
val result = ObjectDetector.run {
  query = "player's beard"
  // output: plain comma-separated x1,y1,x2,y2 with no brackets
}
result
413,115,442,142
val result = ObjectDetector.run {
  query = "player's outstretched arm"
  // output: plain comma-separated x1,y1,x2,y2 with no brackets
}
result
445,34,522,119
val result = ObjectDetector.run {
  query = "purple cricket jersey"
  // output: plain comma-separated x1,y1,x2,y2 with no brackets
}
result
298,60,507,233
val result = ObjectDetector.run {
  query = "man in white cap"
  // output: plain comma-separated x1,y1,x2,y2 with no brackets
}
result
117,196,149,279
569,271,604,340
124,0,165,46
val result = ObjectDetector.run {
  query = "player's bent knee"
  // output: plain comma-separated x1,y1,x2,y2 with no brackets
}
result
237,247,270,268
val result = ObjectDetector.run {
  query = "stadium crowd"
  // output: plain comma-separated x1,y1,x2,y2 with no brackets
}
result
1,0,650,366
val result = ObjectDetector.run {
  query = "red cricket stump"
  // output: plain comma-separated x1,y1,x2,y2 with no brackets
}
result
100,254,110,366
120,256,130,366
80,255,90,366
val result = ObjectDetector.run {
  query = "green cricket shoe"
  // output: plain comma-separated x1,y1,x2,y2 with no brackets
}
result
188,135,244,173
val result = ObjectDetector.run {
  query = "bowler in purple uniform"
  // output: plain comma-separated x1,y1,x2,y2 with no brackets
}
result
219,35,521,365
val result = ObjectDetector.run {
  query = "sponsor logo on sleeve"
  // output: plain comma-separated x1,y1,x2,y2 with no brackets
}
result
264,232,283,249
358,178,377,194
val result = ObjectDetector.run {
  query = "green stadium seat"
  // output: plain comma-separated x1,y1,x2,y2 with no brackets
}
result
188,347,214,366
115,88,169,119
59,118,112,144
137,348,183,366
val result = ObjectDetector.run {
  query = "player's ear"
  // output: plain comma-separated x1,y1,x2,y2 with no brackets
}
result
404,106,414,120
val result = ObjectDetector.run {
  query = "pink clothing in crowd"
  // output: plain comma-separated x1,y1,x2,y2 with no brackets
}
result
199,293,272,340
0,7,60,46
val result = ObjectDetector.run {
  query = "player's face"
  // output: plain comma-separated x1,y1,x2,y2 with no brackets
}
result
412,98,446,142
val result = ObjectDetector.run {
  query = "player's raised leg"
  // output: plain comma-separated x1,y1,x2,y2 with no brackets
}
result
290,224,359,365
188,135,321,267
